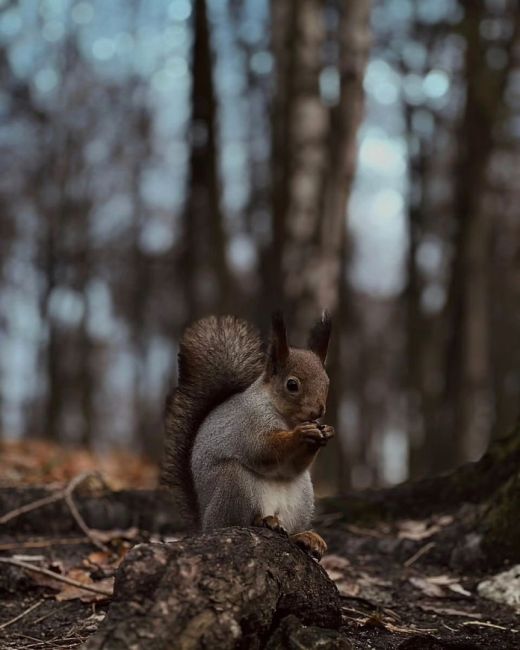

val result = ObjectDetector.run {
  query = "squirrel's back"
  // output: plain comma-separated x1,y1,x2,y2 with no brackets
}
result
162,315,265,526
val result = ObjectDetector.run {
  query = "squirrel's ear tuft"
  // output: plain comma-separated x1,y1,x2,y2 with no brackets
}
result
266,311,289,376
308,310,331,364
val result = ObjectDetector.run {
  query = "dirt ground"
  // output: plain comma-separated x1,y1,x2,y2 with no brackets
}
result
0,507,518,648
0,441,518,649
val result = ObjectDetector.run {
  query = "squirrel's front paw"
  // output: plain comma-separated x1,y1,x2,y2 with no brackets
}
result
290,531,327,561
295,422,333,447
253,514,288,537
317,423,335,443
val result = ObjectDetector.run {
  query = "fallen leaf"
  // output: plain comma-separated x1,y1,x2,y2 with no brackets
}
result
435,515,454,527
86,551,113,566
321,554,350,581
337,579,361,597
418,604,482,618
409,575,472,599
56,570,114,603
409,576,445,598
398,520,441,541
28,563,114,602
448,583,472,597
321,554,358,596
426,575,458,586
92,527,140,544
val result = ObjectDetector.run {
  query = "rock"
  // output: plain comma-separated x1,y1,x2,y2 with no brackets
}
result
477,564,520,611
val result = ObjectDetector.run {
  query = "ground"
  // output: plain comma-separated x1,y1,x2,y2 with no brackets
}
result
0,440,518,649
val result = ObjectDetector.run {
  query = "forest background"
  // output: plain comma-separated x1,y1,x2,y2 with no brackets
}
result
1,0,519,495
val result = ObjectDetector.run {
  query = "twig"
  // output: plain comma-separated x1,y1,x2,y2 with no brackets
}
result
0,598,45,630
63,472,110,552
0,537,87,551
0,557,113,596
32,601,73,626
404,541,436,567
0,471,111,553
462,620,518,633
0,493,64,525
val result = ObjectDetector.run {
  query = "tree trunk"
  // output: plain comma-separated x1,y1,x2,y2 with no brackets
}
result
84,528,342,650
481,466,520,564
181,0,232,323
271,0,371,341
269,0,371,491
277,0,328,337
441,3,520,470
314,1,372,491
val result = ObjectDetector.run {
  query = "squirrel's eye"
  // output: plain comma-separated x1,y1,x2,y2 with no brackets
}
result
286,378,299,393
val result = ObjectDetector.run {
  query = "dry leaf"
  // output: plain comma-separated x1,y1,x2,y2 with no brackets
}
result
337,579,361,597
398,520,441,541
418,604,482,618
448,583,472,597
55,569,114,603
435,515,454,527
29,563,114,602
409,575,471,599
409,576,445,598
92,527,140,544
0,440,157,489
321,554,350,581
321,555,358,595
426,575,458,586
86,551,113,566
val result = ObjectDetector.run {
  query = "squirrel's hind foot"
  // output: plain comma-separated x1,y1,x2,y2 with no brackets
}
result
253,514,288,537
290,531,327,561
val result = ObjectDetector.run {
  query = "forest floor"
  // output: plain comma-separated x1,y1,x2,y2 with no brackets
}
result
0,440,518,649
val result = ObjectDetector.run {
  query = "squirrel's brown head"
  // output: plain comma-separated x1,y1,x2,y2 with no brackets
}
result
264,311,331,426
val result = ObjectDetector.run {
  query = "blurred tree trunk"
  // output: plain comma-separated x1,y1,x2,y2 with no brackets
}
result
76,197,95,448
270,0,371,489
402,100,442,480
403,123,428,478
441,4,520,471
273,0,372,331
269,0,296,321
39,147,65,442
321,0,371,490
129,103,153,450
272,0,329,338
78,301,95,447
0,198,12,438
181,0,231,324
490,220,520,439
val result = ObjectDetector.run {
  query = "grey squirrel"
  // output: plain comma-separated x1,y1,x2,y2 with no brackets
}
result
162,312,334,559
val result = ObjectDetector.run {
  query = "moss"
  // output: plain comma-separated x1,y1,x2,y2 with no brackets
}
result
481,471,520,564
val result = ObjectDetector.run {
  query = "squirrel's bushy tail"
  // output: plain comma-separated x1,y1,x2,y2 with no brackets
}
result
162,315,264,526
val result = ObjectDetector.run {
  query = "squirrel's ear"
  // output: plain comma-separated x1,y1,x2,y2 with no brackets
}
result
266,311,289,375
308,310,331,364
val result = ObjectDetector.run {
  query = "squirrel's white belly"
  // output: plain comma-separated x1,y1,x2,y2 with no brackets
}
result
257,474,312,533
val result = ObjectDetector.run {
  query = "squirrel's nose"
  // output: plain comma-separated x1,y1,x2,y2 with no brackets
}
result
313,405,325,419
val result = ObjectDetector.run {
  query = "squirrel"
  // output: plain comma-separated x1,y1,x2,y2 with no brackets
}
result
162,311,334,560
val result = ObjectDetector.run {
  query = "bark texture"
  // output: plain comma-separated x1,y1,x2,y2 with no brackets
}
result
84,527,342,650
